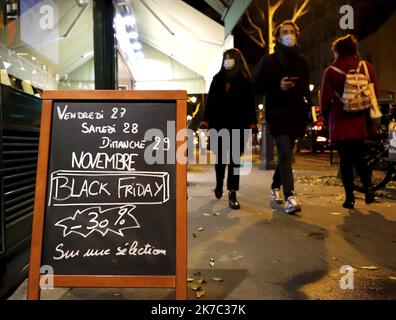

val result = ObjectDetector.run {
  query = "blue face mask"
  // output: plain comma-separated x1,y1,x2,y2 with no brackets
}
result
223,59,235,70
281,34,297,47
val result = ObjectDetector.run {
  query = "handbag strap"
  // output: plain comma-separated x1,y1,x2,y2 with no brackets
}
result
358,60,372,83
329,65,346,75
328,66,345,102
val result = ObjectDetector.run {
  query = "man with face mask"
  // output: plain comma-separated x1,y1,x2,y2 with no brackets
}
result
252,20,312,214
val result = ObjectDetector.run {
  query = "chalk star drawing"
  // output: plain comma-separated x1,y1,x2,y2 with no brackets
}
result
55,204,140,238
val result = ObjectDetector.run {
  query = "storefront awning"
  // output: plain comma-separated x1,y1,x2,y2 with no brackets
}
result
131,0,232,92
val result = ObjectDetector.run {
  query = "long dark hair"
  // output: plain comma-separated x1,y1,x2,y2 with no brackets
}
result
220,48,251,79
332,34,360,58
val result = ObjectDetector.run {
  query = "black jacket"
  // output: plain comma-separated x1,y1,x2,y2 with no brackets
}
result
203,71,256,131
252,44,311,137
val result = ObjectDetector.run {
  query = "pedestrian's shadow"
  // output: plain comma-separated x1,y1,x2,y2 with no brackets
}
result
338,209,396,269
269,201,304,219
188,198,240,250
191,211,329,299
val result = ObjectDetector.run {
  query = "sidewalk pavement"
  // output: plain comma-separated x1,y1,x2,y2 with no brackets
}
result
9,152,396,300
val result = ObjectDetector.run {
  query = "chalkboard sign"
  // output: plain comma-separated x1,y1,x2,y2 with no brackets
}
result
27,91,187,300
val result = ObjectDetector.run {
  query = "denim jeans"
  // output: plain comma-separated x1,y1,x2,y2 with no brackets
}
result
271,135,296,199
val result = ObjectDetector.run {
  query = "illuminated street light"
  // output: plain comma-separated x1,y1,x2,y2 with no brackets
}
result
189,96,197,104
131,41,142,50
3,61,11,69
135,51,144,59
129,32,139,39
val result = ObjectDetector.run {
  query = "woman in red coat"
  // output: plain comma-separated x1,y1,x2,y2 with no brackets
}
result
320,35,378,209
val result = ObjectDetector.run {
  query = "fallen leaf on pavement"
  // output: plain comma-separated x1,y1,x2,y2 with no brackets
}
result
232,255,243,260
209,258,215,267
192,233,197,238
187,278,194,282
190,284,201,291
196,290,206,298
360,266,379,270
306,232,326,240
213,212,221,216
196,276,206,284
211,277,223,282
331,212,342,215
389,276,396,281
198,227,204,231
203,213,210,216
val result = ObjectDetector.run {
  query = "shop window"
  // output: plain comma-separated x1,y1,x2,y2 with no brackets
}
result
0,0,95,92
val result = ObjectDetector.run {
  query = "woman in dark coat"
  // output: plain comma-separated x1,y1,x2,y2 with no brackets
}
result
321,35,378,209
200,48,257,210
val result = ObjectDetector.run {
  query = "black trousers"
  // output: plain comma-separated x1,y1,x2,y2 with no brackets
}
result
215,162,240,191
336,139,372,198
213,134,244,191
271,135,296,199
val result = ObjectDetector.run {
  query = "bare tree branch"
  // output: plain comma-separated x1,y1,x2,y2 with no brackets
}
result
245,10,266,47
240,25,266,48
291,0,310,22
268,0,283,53
252,0,266,22
242,0,310,53
269,0,283,16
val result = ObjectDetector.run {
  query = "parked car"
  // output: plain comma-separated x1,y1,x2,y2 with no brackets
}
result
297,105,330,153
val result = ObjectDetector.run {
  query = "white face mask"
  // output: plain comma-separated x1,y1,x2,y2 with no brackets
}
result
281,34,297,48
223,58,235,70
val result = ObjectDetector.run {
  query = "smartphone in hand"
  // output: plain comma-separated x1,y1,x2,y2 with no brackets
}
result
288,77,299,83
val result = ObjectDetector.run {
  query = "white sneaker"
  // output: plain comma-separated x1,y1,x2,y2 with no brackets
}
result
285,195,301,214
270,188,283,204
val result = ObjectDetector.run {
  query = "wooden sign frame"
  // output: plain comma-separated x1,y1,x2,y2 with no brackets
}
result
27,90,187,300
